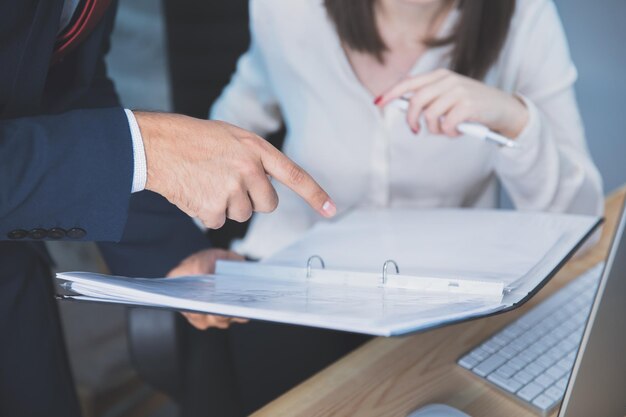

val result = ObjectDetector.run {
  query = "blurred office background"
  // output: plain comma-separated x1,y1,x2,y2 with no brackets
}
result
49,0,625,416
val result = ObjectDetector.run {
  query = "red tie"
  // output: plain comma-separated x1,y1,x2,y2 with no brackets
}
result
52,0,113,65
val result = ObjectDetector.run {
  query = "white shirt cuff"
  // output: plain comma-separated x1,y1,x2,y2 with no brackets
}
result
495,94,541,163
124,109,147,193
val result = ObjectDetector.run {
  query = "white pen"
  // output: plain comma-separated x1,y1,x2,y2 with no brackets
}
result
394,96,521,149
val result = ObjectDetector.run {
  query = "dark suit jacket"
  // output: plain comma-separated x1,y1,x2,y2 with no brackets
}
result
0,3,210,414
1,1,132,247
0,0,210,270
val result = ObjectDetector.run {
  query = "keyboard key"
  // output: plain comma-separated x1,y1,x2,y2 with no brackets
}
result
557,356,575,370
555,377,569,390
566,333,582,345
534,374,555,388
562,318,579,332
536,354,556,368
513,370,534,385
519,350,539,363
510,336,532,351
487,373,522,393
513,352,531,366
528,342,546,356
480,341,499,354
553,309,568,322
532,394,559,412
503,325,525,338
553,327,569,339
546,346,565,361
474,353,508,377
507,357,525,371
458,354,479,369
492,333,512,346
486,337,506,348
546,364,568,380
563,303,578,315
562,339,578,352
470,348,490,361
543,333,560,347
517,381,544,402
533,322,551,334
499,345,518,359
524,362,544,377
545,385,566,401
495,364,517,378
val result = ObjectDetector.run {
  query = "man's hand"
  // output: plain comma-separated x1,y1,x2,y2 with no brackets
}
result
134,112,336,228
167,248,248,330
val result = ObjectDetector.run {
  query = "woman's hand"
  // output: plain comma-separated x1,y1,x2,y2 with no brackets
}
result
375,68,529,139
167,248,249,330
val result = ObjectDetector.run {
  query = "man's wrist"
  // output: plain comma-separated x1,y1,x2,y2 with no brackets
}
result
124,109,147,193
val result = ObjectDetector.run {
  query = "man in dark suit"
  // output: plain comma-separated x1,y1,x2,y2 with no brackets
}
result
0,1,335,416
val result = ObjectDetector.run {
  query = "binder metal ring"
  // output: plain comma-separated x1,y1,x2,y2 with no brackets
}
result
306,255,325,278
382,260,399,285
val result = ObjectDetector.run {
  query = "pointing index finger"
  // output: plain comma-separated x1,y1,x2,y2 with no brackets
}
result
258,143,336,218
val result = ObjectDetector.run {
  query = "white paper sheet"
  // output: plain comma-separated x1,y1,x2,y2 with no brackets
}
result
266,209,597,288
59,271,505,336
56,208,599,336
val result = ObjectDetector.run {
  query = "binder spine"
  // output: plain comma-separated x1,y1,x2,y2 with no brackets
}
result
215,256,504,297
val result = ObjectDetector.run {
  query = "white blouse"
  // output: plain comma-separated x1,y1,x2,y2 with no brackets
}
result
210,0,604,259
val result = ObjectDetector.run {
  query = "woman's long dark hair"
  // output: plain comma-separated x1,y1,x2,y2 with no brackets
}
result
324,0,516,80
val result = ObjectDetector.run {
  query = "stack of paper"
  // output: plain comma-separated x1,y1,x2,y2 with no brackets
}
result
57,209,600,336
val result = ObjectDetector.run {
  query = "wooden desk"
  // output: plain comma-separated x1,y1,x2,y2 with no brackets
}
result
254,188,625,417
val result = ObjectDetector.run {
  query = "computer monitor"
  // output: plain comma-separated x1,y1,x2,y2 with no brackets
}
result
559,199,626,417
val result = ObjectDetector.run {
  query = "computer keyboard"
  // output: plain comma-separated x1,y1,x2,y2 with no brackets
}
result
458,262,604,415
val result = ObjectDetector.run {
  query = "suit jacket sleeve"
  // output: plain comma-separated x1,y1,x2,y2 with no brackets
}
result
0,107,134,242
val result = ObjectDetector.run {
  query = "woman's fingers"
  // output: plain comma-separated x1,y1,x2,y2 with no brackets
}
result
422,92,461,136
441,102,474,137
376,68,451,106
166,249,249,331
225,251,246,261
373,69,481,137
406,77,456,133
182,312,249,330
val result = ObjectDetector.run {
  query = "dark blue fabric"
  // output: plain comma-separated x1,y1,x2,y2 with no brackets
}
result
0,241,82,417
0,0,133,244
0,2,212,416
0,108,133,242
97,191,209,278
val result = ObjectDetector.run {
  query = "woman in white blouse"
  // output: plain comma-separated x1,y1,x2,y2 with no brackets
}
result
167,0,604,410
207,0,603,261
175,0,604,335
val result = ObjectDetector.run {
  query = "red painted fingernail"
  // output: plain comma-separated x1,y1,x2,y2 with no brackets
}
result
373,95,383,105
411,126,419,134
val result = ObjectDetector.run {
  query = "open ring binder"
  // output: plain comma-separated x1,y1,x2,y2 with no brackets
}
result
54,208,602,336
306,255,325,278
382,260,399,284
307,256,402,286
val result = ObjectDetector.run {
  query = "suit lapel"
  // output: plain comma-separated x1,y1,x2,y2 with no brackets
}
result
0,0,64,117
